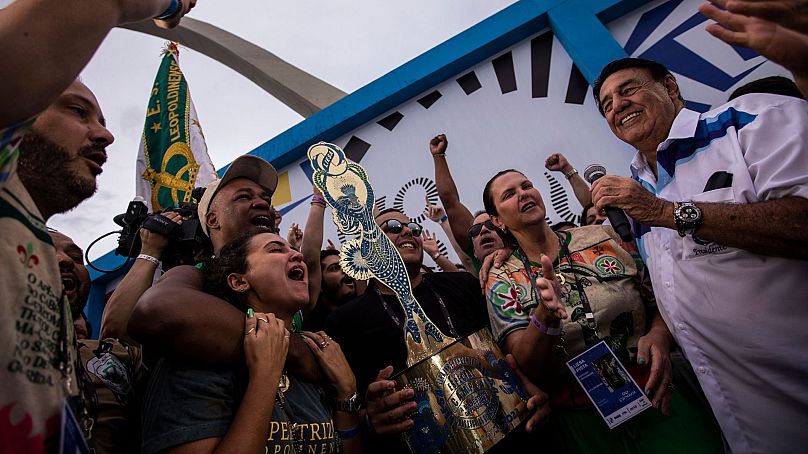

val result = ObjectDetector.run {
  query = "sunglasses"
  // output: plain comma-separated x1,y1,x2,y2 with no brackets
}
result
468,220,497,239
382,219,423,237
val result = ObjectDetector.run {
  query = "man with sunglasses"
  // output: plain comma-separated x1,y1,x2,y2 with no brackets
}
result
468,210,506,264
326,209,551,453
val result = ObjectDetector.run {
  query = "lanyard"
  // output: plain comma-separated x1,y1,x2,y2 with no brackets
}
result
57,294,94,437
373,277,459,338
517,233,598,333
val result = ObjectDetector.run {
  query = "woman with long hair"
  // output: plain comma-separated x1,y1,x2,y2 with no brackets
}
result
482,169,721,453
141,231,362,453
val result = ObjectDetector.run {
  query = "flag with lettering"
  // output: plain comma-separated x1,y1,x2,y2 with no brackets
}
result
136,42,216,212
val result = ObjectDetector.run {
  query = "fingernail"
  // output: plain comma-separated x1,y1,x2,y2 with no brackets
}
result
645,388,651,395
637,357,646,365
247,308,254,318
405,389,415,397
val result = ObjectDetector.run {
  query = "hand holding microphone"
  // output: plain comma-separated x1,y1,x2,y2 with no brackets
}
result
585,165,634,242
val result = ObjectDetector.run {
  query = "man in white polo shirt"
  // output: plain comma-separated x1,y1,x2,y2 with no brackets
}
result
589,57,808,454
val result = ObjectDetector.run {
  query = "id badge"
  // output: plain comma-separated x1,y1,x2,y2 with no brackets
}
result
566,341,651,429
59,399,91,454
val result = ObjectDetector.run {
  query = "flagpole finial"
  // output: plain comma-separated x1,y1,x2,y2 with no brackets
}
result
162,41,180,58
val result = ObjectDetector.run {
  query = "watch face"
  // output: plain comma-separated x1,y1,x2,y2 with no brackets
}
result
680,206,700,221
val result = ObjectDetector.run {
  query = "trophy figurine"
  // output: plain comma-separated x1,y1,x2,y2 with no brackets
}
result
308,142,528,453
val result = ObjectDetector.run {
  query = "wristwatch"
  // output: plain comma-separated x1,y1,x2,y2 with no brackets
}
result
335,392,362,413
673,201,703,237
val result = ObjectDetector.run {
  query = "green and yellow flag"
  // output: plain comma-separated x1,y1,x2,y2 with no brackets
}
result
137,42,216,212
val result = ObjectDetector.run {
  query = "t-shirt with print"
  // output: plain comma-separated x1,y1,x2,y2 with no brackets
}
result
485,225,647,375
78,339,146,454
0,121,80,453
142,359,337,454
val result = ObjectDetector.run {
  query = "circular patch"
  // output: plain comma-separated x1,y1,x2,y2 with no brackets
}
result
594,255,624,275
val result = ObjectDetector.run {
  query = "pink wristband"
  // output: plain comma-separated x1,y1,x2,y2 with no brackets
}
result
311,194,327,205
531,313,562,336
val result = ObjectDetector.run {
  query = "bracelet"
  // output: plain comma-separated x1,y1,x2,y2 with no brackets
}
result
563,168,578,179
431,253,440,260
154,0,181,19
136,254,161,267
438,214,448,225
432,153,446,158
311,194,327,205
530,313,562,336
336,425,361,440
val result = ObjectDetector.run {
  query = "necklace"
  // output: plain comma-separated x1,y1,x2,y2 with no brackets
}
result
279,371,290,393
373,276,459,338
275,388,304,454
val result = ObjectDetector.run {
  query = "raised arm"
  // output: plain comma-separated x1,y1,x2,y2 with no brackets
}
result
545,153,591,208
301,187,328,313
100,212,180,342
424,200,475,271
429,134,475,251
421,230,459,272
0,0,195,126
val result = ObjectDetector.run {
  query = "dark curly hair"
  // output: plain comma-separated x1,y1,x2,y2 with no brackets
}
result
203,231,261,310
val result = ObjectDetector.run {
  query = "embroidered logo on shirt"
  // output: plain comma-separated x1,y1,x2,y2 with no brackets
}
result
595,256,624,275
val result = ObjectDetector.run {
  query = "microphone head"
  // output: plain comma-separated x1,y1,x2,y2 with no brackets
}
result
584,164,607,184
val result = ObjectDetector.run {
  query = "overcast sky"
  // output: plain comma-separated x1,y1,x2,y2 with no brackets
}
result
2,0,517,258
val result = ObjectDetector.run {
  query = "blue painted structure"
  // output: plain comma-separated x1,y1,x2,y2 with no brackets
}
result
86,0,651,336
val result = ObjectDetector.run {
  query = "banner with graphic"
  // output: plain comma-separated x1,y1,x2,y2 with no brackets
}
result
136,43,217,212
268,0,788,265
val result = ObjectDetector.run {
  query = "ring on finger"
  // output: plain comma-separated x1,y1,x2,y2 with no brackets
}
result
244,327,256,336
319,340,329,349
257,317,269,324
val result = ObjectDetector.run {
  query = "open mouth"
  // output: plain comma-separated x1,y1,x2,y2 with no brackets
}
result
620,111,641,126
341,275,355,286
61,274,79,301
479,236,496,247
251,214,273,229
288,265,305,281
398,240,417,250
520,201,537,213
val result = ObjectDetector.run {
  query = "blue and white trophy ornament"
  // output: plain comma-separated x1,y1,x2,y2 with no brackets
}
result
308,142,528,453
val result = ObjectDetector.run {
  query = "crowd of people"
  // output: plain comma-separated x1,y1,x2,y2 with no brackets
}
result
1,0,807,453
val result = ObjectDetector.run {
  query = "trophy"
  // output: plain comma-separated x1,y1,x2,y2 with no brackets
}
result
308,142,528,453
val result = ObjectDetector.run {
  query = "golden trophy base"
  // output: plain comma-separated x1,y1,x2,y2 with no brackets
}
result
394,327,529,454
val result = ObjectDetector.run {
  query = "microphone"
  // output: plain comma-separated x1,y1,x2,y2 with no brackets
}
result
583,164,634,242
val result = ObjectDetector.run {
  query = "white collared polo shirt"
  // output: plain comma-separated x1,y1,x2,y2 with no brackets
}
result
631,93,808,454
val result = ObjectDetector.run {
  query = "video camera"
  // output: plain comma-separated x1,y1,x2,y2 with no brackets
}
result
113,187,211,270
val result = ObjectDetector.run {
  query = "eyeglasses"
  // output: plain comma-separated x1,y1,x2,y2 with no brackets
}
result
468,220,497,239
381,219,423,237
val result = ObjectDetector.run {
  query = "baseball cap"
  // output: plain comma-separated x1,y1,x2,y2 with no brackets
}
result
197,155,279,236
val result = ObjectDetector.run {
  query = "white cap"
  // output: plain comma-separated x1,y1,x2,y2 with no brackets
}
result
197,155,278,237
